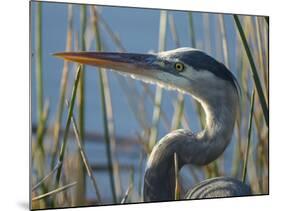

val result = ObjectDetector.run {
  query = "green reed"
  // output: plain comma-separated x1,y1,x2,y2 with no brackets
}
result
91,6,117,203
174,153,180,200
242,90,255,183
55,66,81,186
51,4,73,170
33,3,51,206
32,181,77,202
36,2,43,124
67,100,101,202
75,5,87,205
234,15,268,127
121,167,134,203
148,10,167,151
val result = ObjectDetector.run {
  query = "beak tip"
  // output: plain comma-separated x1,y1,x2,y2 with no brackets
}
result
52,52,65,58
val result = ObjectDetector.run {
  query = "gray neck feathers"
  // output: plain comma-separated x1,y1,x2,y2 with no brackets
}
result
143,84,238,202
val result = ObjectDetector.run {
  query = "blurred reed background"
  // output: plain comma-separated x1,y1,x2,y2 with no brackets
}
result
30,1,269,209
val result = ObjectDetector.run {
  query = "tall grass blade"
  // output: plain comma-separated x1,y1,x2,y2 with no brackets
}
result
66,100,101,202
36,100,50,152
255,17,268,97
97,12,126,52
75,5,87,204
51,5,73,170
33,4,51,205
121,167,134,204
34,1,47,179
32,182,77,202
55,66,81,186
101,72,123,198
203,13,211,54
262,18,269,83
33,100,50,205
218,14,230,67
187,12,196,48
91,6,117,203
78,5,86,140
121,184,132,204
242,90,255,183
171,94,185,130
32,161,62,192
32,100,49,206
174,153,180,200
168,13,180,48
233,15,268,127
149,10,167,150
36,2,43,124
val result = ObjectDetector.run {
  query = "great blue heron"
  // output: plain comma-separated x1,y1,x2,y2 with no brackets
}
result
54,47,251,202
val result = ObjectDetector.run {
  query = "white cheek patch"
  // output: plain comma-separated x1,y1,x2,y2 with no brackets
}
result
197,70,228,91
180,66,204,80
179,67,231,98
181,67,224,88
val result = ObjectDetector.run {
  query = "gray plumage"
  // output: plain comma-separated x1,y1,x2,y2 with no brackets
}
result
54,47,252,203
142,48,251,202
185,177,251,199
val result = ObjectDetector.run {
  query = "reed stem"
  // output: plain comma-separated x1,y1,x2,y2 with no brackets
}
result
74,5,87,205
242,90,255,183
148,10,167,150
174,153,180,200
51,4,73,170
67,100,102,202
234,15,268,127
55,66,81,186
36,2,43,124
32,182,77,202
91,6,117,203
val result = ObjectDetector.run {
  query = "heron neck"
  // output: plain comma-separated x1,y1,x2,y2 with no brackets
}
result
143,88,238,201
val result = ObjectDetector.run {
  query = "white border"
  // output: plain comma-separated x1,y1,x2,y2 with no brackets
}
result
1,0,279,211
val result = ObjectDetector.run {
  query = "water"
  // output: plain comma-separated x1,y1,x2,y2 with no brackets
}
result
31,1,245,202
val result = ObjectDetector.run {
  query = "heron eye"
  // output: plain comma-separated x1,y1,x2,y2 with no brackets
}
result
174,62,185,72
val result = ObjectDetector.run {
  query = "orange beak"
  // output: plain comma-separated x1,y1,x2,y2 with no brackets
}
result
53,51,161,79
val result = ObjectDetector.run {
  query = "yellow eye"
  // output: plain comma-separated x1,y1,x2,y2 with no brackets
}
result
174,62,185,72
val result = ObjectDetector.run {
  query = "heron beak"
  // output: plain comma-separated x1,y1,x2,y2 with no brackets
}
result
53,51,160,78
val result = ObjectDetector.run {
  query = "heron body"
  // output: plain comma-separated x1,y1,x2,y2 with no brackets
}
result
54,47,251,202
185,177,251,199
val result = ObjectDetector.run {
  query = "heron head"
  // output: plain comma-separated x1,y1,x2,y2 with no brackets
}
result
54,47,239,102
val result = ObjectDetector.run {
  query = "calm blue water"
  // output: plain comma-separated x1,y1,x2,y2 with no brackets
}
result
31,2,246,202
